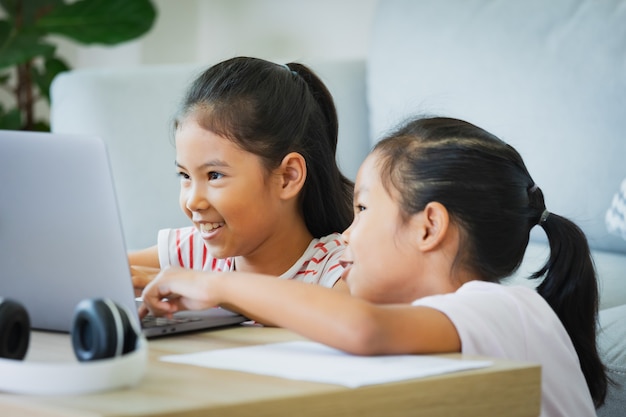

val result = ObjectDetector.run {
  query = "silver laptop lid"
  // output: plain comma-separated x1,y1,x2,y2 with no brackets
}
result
0,130,138,332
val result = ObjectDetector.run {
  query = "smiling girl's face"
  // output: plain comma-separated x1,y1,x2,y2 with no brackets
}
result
175,116,285,260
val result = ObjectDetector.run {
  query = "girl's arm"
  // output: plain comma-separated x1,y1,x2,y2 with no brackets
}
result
141,268,460,355
331,277,350,293
128,245,160,296
128,245,160,267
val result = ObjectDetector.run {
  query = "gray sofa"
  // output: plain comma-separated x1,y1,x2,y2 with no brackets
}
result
51,0,625,414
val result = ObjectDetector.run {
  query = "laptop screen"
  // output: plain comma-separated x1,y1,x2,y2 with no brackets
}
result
0,130,138,332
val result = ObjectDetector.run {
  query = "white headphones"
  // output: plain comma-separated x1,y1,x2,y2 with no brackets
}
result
0,297,147,395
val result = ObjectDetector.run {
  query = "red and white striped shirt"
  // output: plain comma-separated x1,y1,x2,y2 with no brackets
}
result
157,227,345,288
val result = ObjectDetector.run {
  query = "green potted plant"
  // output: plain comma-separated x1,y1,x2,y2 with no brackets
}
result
0,0,157,131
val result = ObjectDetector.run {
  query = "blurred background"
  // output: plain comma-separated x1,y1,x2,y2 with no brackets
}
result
0,0,378,130
57,0,378,69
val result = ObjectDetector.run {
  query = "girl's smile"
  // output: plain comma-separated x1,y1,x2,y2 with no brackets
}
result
197,221,226,239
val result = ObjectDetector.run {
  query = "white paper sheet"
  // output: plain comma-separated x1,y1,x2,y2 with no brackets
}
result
161,341,492,388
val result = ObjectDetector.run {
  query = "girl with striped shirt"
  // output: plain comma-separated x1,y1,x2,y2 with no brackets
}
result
129,57,353,311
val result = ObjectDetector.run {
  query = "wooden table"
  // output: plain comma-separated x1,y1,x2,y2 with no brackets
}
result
0,325,540,417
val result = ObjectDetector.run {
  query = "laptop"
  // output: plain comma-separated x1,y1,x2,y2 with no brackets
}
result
0,130,247,338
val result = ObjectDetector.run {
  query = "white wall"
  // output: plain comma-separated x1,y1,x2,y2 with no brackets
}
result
60,0,378,69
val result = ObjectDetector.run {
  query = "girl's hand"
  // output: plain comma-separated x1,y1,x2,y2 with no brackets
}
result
129,265,160,297
139,267,221,319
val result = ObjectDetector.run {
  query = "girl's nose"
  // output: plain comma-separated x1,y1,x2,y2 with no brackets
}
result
186,186,210,212
341,222,354,245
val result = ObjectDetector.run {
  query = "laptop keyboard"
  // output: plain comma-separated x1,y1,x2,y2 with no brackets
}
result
141,315,202,329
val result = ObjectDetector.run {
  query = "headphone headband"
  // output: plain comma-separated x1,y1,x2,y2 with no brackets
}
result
0,338,147,395
0,297,147,395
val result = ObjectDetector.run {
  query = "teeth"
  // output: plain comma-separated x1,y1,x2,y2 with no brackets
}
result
200,222,224,233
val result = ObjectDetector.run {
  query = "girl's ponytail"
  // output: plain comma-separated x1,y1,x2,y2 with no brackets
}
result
287,63,339,155
285,62,354,237
530,187,608,407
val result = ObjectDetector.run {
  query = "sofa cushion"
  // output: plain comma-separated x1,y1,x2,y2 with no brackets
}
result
504,242,626,311
367,0,626,254
596,304,626,417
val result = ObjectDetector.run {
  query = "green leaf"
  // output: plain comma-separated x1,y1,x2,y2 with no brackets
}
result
0,0,20,18
0,0,65,25
35,0,157,45
0,106,22,130
31,119,50,132
32,55,69,102
0,19,10,44
0,32,56,69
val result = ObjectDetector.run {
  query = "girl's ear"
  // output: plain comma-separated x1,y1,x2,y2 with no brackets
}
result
415,202,450,251
276,152,307,199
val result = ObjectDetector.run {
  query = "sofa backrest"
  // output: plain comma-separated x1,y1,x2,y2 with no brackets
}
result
367,0,626,254
51,65,198,251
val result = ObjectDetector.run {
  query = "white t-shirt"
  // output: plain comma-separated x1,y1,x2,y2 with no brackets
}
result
413,281,596,417
157,227,344,288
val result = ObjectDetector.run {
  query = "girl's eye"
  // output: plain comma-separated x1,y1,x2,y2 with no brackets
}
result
208,171,224,180
177,171,190,180
355,204,366,212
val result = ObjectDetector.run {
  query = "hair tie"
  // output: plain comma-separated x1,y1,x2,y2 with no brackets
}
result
281,63,298,77
539,209,550,225
529,183,539,193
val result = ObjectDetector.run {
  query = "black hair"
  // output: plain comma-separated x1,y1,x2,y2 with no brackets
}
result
174,57,353,237
374,116,607,407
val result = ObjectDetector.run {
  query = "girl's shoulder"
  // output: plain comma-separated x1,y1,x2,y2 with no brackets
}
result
459,280,538,297
295,232,345,268
312,233,345,253
452,279,534,296
280,233,346,286
454,280,550,312
414,280,554,322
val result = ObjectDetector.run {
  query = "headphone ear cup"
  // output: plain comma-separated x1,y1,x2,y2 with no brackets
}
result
117,301,139,355
71,298,138,362
0,298,30,360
